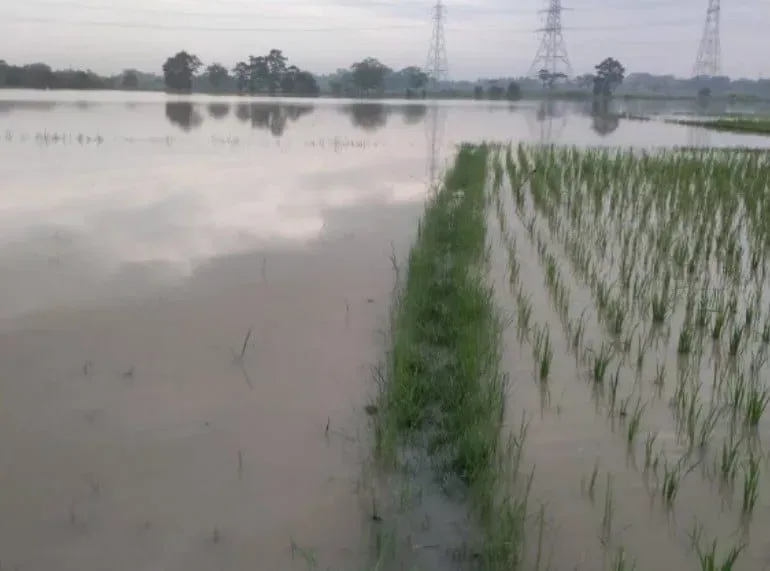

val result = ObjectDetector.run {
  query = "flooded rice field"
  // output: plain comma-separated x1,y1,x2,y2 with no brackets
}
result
1,89,770,571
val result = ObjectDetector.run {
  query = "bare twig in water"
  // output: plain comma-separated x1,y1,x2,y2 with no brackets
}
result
238,450,243,477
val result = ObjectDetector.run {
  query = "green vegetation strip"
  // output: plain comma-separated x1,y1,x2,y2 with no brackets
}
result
376,143,527,568
667,116,770,135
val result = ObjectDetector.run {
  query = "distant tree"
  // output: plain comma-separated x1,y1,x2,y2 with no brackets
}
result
162,51,202,92
593,58,625,97
697,86,712,99
248,55,268,94
329,79,343,97
0,60,7,86
506,81,522,101
403,66,429,91
575,74,594,90
473,85,484,99
165,101,203,130
233,61,249,93
293,71,320,96
24,63,55,89
206,63,229,91
265,49,287,95
487,84,504,100
350,58,391,97
121,70,139,89
538,68,567,90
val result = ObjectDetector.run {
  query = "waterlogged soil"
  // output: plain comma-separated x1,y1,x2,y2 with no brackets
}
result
2,91,770,571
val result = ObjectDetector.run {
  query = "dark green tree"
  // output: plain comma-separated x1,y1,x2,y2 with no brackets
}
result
350,58,391,97
403,66,429,90
233,61,249,93
248,55,268,93
162,51,202,92
121,70,139,89
266,49,287,94
206,63,229,91
487,83,504,100
506,81,522,101
538,68,567,89
473,85,484,99
593,58,625,97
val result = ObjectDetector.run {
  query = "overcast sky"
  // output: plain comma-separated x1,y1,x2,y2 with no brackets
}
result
1,0,768,80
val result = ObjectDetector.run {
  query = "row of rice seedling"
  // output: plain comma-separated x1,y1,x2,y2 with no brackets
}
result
498,143,770,569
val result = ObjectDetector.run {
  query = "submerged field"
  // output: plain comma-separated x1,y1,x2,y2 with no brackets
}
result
372,142,770,570
2,91,770,571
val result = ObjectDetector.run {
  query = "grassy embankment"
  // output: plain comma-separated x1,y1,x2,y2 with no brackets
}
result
373,144,531,569
666,116,770,135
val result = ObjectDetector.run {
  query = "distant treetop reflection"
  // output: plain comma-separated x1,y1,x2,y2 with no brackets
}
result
588,99,620,137
207,102,230,120
234,102,314,137
165,101,203,131
341,103,390,132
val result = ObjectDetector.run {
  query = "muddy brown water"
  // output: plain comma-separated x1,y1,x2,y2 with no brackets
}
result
1,90,770,571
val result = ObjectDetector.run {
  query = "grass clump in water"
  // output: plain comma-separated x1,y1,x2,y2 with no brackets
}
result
376,144,526,568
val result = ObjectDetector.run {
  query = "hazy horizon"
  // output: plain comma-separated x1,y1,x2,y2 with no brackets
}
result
1,0,769,81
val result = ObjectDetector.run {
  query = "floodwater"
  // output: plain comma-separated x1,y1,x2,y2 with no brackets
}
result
1,89,769,571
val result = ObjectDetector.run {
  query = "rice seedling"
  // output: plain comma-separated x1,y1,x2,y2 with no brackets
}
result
610,547,637,571
533,326,554,383
586,460,600,501
588,343,614,385
661,456,697,509
601,472,615,544
717,430,742,486
693,537,745,571
744,384,770,427
516,291,533,339
741,453,760,517
678,322,695,355
712,304,727,341
626,399,646,446
644,432,658,474
728,325,743,358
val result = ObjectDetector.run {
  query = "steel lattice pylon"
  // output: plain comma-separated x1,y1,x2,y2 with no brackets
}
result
426,1,449,89
693,0,721,77
529,0,572,79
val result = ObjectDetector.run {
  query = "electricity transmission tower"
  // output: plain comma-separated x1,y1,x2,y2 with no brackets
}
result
693,0,721,77
529,0,572,79
426,0,449,89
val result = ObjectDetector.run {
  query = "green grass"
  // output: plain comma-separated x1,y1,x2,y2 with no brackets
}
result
375,143,528,569
666,116,770,135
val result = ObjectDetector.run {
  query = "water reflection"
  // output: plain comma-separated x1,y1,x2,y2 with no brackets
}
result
589,99,620,137
341,103,389,132
0,100,58,114
233,102,313,137
401,103,428,125
165,101,203,131
527,99,568,143
207,102,230,120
